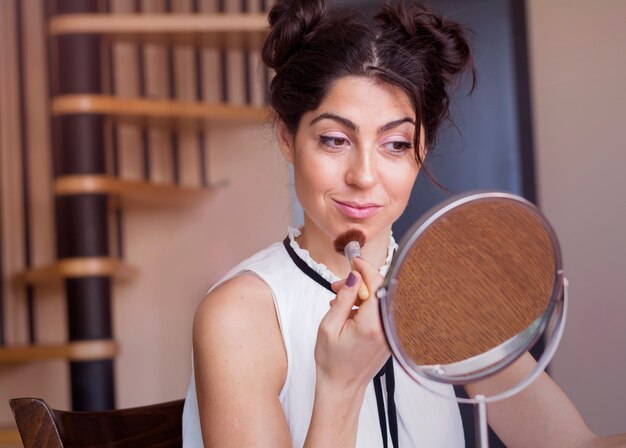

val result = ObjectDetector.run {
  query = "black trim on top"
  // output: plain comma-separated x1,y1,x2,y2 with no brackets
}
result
281,236,399,447
374,357,399,448
282,237,333,293
373,376,388,448
385,359,399,448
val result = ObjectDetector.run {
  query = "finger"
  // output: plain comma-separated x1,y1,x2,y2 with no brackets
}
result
331,279,346,293
329,297,362,308
350,257,385,316
351,257,384,299
330,298,363,308
320,271,362,332
328,290,363,308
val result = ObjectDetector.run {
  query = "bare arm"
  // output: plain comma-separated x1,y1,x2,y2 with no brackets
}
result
193,274,291,447
465,352,626,448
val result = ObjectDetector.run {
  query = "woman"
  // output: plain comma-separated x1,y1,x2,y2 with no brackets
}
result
183,0,623,446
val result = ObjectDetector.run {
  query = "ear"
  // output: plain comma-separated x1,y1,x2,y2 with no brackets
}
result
276,120,295,164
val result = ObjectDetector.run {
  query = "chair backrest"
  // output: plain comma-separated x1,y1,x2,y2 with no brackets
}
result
9,397,184,448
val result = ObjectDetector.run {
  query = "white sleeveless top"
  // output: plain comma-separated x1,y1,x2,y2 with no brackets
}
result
183,227,464,447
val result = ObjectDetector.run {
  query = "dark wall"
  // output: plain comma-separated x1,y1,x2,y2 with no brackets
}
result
392,0,534,239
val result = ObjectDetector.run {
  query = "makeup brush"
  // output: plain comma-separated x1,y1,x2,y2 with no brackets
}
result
333,229,370,301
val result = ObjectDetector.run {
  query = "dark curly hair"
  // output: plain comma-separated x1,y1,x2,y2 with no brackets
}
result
262,0,475,168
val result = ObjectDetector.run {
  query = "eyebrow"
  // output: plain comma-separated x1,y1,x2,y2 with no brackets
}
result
378,117,415,133
310,113,415,134
310,113,358,132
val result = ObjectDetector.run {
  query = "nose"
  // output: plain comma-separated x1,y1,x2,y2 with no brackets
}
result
345,148,378,190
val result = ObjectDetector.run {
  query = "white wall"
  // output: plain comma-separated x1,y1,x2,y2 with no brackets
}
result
527,0,626,436
114,122,291,407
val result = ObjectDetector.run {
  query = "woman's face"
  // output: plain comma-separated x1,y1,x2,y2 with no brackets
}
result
278,76,421,248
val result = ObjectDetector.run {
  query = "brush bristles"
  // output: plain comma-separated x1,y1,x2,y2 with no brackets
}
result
333,228,366,254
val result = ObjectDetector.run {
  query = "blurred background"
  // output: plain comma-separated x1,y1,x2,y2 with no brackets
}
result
0,0,624,446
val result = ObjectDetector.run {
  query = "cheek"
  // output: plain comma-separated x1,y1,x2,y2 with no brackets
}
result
294,151,341,193
292,155,331,207
386,163,419,203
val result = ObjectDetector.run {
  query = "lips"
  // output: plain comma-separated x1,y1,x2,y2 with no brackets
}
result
333,199,382,219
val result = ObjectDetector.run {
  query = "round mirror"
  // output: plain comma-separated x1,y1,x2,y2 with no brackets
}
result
378,191,567,446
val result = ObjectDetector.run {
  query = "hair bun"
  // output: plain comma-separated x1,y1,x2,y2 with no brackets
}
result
262,0,328,71
376,3,474,85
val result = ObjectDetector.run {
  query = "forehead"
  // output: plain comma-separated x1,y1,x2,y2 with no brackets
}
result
306,76,415,127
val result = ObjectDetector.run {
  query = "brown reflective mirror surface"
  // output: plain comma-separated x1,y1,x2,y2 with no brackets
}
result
384,192,561,374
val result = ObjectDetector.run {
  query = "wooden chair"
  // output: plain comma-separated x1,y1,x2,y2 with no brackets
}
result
9,397,184,447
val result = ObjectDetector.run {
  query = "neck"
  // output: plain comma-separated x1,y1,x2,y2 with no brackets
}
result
297,217,392,279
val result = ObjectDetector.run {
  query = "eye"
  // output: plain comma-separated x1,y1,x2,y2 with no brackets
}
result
383,140,412,154
319,135,350,149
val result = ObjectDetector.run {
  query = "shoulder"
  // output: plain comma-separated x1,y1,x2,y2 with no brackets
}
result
193,273,286,388
194,239,287,331
194,272,276,342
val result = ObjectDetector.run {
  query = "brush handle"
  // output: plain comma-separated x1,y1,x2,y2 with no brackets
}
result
349,259,370,301
344,241,370,300
357,282,370,301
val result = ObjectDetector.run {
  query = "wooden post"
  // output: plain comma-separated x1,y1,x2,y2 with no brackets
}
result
52,0,115,411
